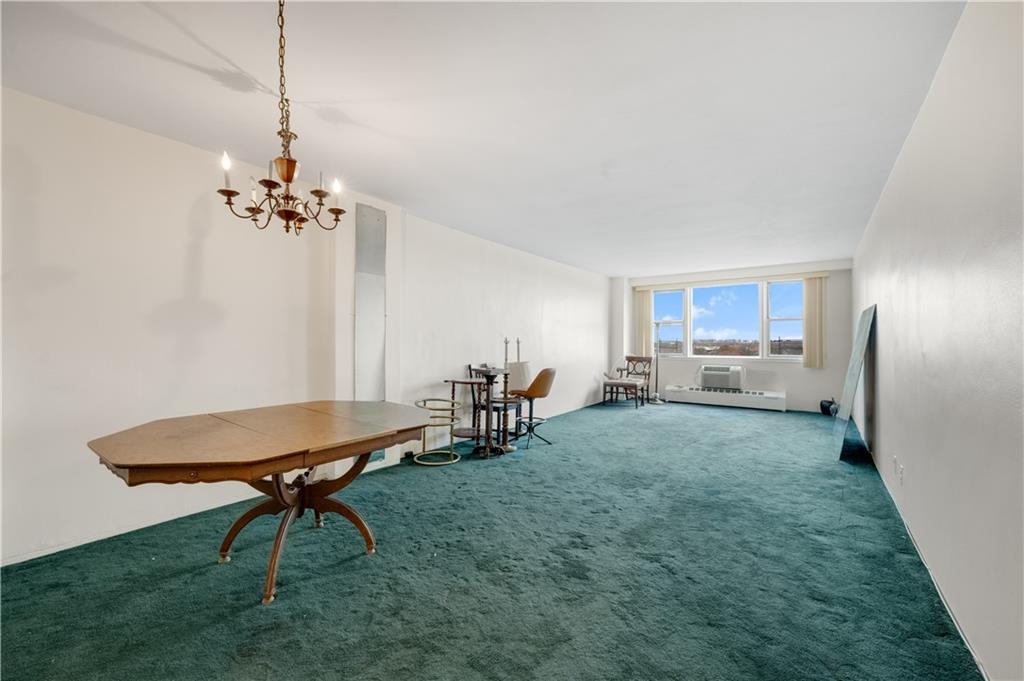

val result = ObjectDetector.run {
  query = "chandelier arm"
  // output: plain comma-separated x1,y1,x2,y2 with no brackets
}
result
302,200,324,221
253,211,274,230
225,203,256,220
264,193,281,214
309,214,339,231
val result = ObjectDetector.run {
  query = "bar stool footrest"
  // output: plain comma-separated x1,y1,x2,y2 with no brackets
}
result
413,450,462,467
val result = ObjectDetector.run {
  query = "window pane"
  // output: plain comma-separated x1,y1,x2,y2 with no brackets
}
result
654,322,684,354
768,320,803,355
653,290,684,322
691,283,760,356
769,281,803,318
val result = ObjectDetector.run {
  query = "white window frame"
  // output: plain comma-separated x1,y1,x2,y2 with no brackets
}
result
651,289,687,356
765,280,804,359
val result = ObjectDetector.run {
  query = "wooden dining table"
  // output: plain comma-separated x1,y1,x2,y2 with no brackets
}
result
88,400,428,604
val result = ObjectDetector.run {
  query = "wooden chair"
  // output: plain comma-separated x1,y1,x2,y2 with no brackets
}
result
624,356,653,404
602,356,653,409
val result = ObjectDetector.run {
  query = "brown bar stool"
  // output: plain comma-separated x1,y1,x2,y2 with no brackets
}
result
510,368,556,449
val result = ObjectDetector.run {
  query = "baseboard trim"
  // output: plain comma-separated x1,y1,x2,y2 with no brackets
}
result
862,434,991,681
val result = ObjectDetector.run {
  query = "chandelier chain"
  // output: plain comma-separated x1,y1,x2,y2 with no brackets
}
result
277,0,294,158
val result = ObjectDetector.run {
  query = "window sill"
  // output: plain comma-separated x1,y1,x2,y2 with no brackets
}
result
657,354,805,364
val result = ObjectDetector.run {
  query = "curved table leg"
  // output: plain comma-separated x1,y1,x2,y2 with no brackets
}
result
311,497,376,555
218,497,286,563
306,452,371,498
262,503,300,605
220,456,378,604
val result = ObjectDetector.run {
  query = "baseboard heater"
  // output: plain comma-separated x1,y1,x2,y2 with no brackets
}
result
664,384,787,412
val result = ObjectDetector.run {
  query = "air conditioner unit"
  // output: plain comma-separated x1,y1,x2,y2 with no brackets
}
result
699,365,745,391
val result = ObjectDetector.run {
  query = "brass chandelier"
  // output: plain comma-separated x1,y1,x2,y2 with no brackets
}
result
217,0,344,235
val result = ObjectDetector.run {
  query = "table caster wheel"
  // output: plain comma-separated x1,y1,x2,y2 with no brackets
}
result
261,593,275,605
367,547,376,555
218,554,231,564
314,518,325,529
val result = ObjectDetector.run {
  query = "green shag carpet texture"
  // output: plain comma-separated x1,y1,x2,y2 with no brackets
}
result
2,403,980,681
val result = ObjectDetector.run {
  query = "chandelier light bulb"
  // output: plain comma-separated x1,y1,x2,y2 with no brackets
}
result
331,179,343,207
221,152,232,188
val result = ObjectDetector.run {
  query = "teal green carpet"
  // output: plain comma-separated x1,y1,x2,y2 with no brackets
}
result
2,404,980,680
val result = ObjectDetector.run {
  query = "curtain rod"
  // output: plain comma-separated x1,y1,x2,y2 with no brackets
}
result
633,271,830,292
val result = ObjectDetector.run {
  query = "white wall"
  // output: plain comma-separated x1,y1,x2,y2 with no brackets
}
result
2,90,613,564
1,89,335,563
851,4,1022,679
400,215,610,437
618,263,852,412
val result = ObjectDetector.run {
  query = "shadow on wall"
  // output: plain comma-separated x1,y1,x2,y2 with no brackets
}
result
147,196,226,403
1,147,77,321
307,222,335,399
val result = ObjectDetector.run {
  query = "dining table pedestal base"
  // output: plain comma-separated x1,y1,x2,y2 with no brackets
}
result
217,451,375,605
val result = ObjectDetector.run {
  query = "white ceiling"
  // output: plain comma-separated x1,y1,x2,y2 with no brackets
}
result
2,2,963,276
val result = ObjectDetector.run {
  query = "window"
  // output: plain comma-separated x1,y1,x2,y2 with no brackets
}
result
653,290,685,354
691,283,761,356
767,281,803,356
645,279,808,359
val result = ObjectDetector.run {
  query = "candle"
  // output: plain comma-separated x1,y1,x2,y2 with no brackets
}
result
318,171,324,190
249,176,257,203
331,178,342,207
268,160,273,181
221,152,232,189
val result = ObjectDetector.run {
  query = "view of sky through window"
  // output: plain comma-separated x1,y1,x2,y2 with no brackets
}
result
691,284,760,355
653,290,684,321
768,281,804,355
653,290,685,352
768,281,802,319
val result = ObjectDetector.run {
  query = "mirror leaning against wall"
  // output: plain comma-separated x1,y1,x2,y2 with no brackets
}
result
354,203,387,402
353,203,389,466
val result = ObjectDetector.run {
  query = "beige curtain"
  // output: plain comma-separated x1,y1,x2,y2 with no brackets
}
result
633,288,652,357
803,276,826,368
